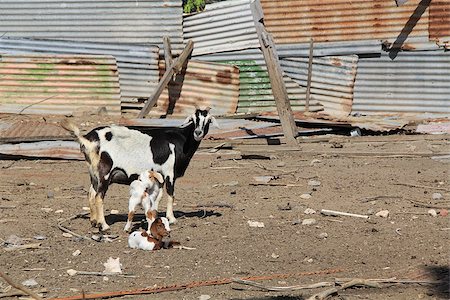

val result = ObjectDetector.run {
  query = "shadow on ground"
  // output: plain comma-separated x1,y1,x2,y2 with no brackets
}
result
425,265,449,299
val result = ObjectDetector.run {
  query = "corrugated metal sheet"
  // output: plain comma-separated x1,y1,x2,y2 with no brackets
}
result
0,37,159,106
352,50,450,115
123,60,240,117
260,0,429,44
430,1,450,41
0,54,121,115
276,40,381,57
0,141,83,160
194,49,323,113
0,120,71,142
183,0,259,56
280,55,358,117
0,0,183,53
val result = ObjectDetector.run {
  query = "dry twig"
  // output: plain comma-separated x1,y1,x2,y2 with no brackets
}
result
393,182,450,192
0,271,43,300
3,243,41,252
232,278,333,291
307,279,381,300
359,195,401,203
57,212,90,240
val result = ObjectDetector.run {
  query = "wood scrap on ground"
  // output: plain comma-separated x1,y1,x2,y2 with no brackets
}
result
0,271,43,300
57,212,91,241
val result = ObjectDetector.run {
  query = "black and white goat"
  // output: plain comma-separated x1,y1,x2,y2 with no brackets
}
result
61,108,218,231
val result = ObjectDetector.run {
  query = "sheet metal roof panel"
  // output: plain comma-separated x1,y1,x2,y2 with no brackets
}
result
0,0,183,52
276,40,381,57
352,50,450,115
183,0,259,55
0,38,159,103
0,54,121,115
260,0,429,44
430,1,450,41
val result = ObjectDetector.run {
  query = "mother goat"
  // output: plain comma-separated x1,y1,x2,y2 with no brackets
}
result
61,108,218,231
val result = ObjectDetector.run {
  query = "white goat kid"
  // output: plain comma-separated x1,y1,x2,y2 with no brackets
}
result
124,170,164,233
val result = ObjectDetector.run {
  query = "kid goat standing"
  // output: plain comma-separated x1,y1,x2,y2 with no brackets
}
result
61,108,218,231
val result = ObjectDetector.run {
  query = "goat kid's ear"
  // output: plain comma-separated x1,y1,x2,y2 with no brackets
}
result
150,171,164,184
210,116,220,129
183,114,194,125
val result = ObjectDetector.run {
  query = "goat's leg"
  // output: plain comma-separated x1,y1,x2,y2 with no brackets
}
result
124,196,139,232
166,180,176,224
142,193,157,232
94,194,110,231
88,185,98,227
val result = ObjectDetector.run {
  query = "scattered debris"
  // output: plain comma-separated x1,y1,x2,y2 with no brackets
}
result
428,209,438,217
198,295,211,300
212,181,239,188
375,210,390,218
300,193,312,199
103,257,122,274
308,179,321,187
271,253,280,259
21,279,38,287
318,232,328,239
432,192,443,200
320,209,369,219
304,208,316,215
253,176,276,184
33,235,46,241
62,233,73,238
440,209,449,217
302,218,317,226
0,271,43,300
247,220,265,228
277,203,292,211
72,250,81,257
54,209,63,214
360,195,401,203
110,210,119,215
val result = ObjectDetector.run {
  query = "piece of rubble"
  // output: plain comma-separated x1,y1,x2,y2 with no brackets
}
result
247,220,264,228
55,209,64,214
62,233,73,238
428,209,438,217
21,279,38,287
302,218,317,226
439,209,448,217
67,269,77,276
72,250,81,256
308,179,321,187
432,193,443,200
110,209,119,215
103,257,122,274
304,208,316,215
300,193,312,199
318,232,328,239
375,210,390,218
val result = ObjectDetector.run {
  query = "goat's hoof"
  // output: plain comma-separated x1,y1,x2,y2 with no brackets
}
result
90,220,99,228
168,218,177,224
100,224,111,232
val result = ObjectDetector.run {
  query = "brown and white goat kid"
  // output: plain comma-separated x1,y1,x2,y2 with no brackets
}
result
60,108,218,231
128,217,173,251
124,170,164,233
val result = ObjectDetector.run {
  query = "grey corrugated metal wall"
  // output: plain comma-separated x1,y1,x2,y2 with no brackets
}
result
353,50,450,115
184,0,259,56
0,0,183,53
0,37,159,107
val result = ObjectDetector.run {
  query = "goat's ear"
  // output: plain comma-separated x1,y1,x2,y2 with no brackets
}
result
150,171,164,184
183,114,193,125
210,116,220,129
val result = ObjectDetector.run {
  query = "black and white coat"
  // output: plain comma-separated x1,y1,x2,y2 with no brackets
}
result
61,108,218,231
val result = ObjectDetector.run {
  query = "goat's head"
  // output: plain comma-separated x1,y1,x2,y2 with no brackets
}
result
183,107,219,141
139,170,164,187
149,217,171,240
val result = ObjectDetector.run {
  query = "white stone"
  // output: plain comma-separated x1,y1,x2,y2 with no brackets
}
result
54,209,64,214
247,220,265,228
67,269,77,276
302,218,317,226
428,209,438,217
304,208,316,215
62,233,73,238
318,232,328,239
110,209,119,215
300,193,312,199
198,295,211,300
72,250,81,256
21,279,38,287
432,193,443,200
308,179,321,187
375,210,390,218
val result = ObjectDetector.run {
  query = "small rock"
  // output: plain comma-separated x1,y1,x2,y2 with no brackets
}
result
62,233,73,238
103,276,109,281
41,207,53,213
67,269,77,276
21,279,38,287
247,220,264,228
302,218,317,226
198,295,211,300
254,176,274,184
72,250,81,256
318,232,328,239
33,235,47,240
308,179,321,187
367,209,374,215
375,210,389,218
439,209,448,217
304,257,314,263
271,253,279,259
300,193,312,199
292,219,302,225
82,207,90,211
304,208,316,215
110,209,119,215
276,162,286,167
55,209,64,214
29,182,36,186
432,193,443,200
310,159,321,166
428,209,438,217
47,191,54,199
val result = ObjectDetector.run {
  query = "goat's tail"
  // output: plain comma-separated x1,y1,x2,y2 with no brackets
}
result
60,119,81,138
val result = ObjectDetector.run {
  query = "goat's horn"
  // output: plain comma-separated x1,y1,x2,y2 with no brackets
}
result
205,106,211,112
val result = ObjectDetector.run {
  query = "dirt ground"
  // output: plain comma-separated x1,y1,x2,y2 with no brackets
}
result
1,123,449,299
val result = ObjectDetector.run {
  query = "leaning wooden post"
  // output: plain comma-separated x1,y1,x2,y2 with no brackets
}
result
138,40,194,118
305,37,314,112
250,0,298,146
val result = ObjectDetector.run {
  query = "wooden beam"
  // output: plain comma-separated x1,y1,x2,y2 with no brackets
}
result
305,38,314,112
163,36,173,67
250,0,298,146
138,40,194,118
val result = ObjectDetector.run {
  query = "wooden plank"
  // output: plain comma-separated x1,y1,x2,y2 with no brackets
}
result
138,40,194,118
250,1,298,146
305,38,314,112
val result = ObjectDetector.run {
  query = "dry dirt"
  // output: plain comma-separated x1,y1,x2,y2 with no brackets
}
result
1,126,449,300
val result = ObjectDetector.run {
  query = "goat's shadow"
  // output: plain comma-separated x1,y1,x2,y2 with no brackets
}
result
105,209,222,229
424,265,449,299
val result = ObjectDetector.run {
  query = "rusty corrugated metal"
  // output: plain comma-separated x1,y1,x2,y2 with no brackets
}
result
183,0,259,56
0,54,121,115
280,55,358,117
0,141,83,160
0,37,160,107
260,0,429,44
429,1,450,41
0,120,71,142
123,60,240,117
194,49,324,114
0,0,184,54
352,50,450,116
